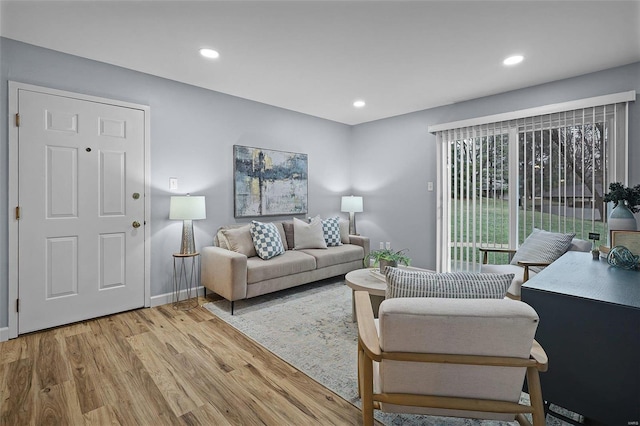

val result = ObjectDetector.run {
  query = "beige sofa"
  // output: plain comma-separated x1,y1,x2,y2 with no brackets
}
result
201,220,370,314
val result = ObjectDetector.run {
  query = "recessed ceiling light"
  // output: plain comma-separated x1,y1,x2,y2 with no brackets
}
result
503,55,524,66
199,48,220,59
353,100,366,108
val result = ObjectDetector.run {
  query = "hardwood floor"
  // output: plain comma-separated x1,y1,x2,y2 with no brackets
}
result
0,297,378,425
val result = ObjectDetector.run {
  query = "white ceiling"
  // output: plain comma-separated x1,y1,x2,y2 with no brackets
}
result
1,1,639,125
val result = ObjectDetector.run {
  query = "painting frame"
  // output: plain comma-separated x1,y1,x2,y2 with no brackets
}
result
233,145,308,218
610,230,640,256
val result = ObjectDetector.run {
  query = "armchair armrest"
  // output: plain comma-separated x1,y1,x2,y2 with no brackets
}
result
530,340,549,372
201,246,248,301
354,291,381,361
516,260,551,282
478,247,517,264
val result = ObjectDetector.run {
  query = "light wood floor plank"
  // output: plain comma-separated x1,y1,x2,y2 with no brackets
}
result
0,297,379,425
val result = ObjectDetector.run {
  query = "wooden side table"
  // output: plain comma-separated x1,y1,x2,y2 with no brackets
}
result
173,252,199,310
345,269,386,322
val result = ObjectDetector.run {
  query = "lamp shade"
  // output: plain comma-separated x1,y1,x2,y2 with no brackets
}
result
341,195,363,213
169,196,206,220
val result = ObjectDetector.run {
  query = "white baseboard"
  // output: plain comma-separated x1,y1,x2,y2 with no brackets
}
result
150,286,204,307
0,290,204,341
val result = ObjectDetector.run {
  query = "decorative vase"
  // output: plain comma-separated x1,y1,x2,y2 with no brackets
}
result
379,259,397,274
608,203,638,235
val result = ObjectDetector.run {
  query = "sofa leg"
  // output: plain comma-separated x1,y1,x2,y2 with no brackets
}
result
231,301,234,315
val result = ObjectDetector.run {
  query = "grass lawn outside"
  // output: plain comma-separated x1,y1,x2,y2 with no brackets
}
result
451,197,607,268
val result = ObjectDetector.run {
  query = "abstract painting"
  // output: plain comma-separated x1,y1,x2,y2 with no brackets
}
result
234,145,308,217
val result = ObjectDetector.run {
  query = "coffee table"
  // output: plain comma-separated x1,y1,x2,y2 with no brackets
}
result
345,268,386,321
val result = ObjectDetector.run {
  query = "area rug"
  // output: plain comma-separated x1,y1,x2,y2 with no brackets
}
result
203,277,565,425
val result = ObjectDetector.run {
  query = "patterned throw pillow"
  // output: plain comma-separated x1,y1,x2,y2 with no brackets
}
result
249,220,285,260
510,228,575,273
385,267,513,299
322,217,343,247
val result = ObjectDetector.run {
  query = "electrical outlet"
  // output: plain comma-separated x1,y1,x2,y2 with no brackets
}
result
379,242,384,249
385,242,391,250
427,181,434,191
169,177,178,190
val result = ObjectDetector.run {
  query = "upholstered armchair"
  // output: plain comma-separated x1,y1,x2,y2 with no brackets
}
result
355,291,548,426
480,229,591,299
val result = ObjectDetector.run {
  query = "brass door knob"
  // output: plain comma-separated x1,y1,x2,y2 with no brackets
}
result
132,221,141,229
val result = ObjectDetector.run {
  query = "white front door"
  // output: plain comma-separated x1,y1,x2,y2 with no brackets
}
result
16,88,147,334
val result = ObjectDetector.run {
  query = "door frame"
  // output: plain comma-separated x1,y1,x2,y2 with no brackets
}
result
8,81,151,339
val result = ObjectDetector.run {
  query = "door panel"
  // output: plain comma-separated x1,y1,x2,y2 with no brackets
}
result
18,89,146,334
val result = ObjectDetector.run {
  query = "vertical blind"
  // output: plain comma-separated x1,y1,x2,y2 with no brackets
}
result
430,92,633,272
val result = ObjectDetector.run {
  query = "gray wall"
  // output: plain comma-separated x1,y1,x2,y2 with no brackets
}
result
0,38,352,328
1,36,639,329
351,62,640,270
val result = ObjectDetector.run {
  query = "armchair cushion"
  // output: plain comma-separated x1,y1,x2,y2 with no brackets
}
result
510,228,575,273
385,267,513,299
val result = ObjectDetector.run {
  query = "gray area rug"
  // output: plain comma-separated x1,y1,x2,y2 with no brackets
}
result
203,277,568,425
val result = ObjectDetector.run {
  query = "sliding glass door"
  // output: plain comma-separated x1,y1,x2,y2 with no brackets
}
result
433,97,630,272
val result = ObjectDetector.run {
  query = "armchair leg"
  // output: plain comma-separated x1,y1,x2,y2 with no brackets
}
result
526,367,546,426
361,351,374,426
357,341,363,398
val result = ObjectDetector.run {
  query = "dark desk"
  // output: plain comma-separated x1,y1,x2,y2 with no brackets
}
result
522,251,640,425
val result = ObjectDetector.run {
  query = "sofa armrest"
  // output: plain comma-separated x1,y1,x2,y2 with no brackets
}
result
201,246,248,301
349,235,370,260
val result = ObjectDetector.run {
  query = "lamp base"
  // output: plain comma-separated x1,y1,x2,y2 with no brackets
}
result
348,212,358,236
179,219,197,254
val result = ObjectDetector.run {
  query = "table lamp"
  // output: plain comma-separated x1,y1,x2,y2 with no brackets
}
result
341,195,363,235
170,195,206,254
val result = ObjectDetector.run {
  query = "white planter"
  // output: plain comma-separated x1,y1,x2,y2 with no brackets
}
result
608,203,638,236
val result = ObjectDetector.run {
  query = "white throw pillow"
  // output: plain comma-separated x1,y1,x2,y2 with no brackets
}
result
385,267,513,300
339,218,350,244
293,216,327,249
221,225,257,258
510,228,575,273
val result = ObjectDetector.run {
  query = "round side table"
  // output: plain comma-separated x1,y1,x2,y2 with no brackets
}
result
173,252,199,310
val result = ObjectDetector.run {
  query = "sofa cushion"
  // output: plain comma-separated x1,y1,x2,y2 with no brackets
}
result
322,216,343,247
339,218,350,244
282,220,295,249
221,225,257,258
246,251,316,284
510,228,575,273
250,221,285,260
293,216,327,249
272,222,289,250
385,267,513,299
569,238,592,252
300,244,364,269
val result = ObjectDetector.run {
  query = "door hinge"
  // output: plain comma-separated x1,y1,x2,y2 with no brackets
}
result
15,113,20,127
16,206,21,220
16,299,20,313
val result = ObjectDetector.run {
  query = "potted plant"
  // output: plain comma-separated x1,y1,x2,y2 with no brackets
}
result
603,182,640,232
365,248,411,273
